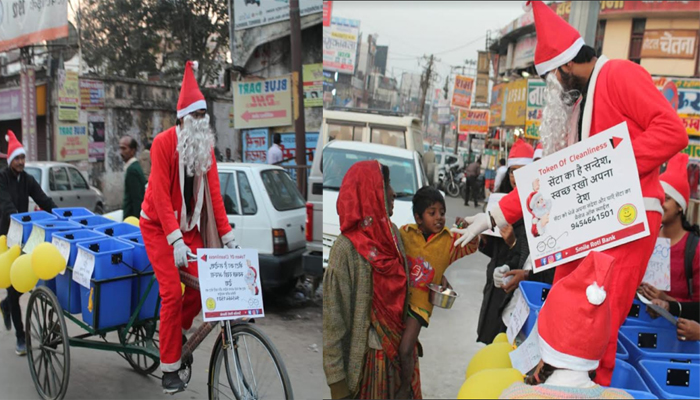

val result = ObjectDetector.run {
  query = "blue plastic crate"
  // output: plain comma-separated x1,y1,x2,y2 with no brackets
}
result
625,299,676,328
76,238,135,280
94,222,141,239
610,359,651,393
53,230,108,314
617,338,630,361
618,325,700,366
80,276,133,330
68,215,115,229
117,233,160,321
519,281,551,337
10,211,57,245
33,220,83,242
638,359,700,399
52,207,94,220
37,278,56,293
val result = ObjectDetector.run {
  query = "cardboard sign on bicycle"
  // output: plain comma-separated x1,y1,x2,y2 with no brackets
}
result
197,248,265,322
513,122,649,274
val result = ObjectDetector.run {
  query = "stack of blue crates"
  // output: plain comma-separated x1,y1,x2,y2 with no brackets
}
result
33,220,83,292
117,232,160,321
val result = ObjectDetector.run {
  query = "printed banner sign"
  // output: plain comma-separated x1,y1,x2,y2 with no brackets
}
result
525,79,546,139
277,132,319,181
641,30,697,59
56,124,89,161
0,88,22,121
303,64,323,107
242,129,268,164
80,80,105,110
198,248,265,321
505,79,528,126
234,0,322,30
233,76,292,129
88,114,105,161
58,70,80,121
21,66,38,161
514,122,650,274
0,0,68,52
451,75,474,109
437,100,451,125
653,77,700,137
490,84,505,127
323,17,361,74
641,238,671,291
458,109,489,134
323,1,332,27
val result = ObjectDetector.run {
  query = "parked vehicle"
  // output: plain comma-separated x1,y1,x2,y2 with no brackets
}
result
441,164,462,198
303,135,323,289
25,162,104,214
217,163,306,291
322,107,424,154
323,141,430,269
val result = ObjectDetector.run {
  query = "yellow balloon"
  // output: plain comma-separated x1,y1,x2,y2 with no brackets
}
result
493,333,509,344
465,342,514,379
105,215,115,221
181,283,186,296
0,245,21,289
10,254,38,293
124,216,140,227
457,368,524,399
32,242,67,280
0,235,7,254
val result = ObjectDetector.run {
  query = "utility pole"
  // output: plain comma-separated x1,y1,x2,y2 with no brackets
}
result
290,0,307,196
568,1,601,46
418,54,435,120
440,72,450,149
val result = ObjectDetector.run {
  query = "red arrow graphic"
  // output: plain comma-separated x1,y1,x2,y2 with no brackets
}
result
60,146,67,159
610,136,623,149
241,110,288,122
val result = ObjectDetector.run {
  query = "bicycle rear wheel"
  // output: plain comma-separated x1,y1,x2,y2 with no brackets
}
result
208,322,293,400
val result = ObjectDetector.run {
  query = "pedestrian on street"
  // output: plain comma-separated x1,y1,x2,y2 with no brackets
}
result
463,157,481,207
139,139,152,181
267,133,283,165
424,145,436,186
139,61,237,394
493,158,508,194
323,161,415,399
0,131,57,356
453,0,688,385
119,136,147,219
500,252,633,399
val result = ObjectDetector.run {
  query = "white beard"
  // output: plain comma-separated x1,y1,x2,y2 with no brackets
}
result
177,114,215,177
539,73,579,157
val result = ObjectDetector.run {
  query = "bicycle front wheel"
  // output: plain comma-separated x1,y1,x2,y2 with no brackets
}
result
208,323,293,400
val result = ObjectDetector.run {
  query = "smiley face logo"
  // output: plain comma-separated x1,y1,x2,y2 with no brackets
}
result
206,298,216,310
618,204,637,226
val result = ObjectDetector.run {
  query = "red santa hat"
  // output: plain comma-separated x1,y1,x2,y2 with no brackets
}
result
537,251,615,371
508,138,534,167
5,130,25,165
527,191,543,213
177,61,207,119
249,266,257,280
524,1,585,77
534,142,543,160
660,153,690,212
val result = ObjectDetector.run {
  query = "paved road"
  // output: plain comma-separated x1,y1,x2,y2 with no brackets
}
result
418,197,491,399
0,286,324,400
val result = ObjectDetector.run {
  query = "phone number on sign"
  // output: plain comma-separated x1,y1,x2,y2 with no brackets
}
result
570,210,614,231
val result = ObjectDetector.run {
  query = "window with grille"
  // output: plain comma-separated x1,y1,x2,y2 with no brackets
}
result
628,19,646,64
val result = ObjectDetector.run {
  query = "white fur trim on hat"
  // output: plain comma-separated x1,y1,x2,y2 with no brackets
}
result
534,148,543,159
661,181,687,212
538,331,600,371
177,99,207,119
508,157,532,168
4,135,8,142
529,192,542,210
7,147,25,165
192,61,199,71
536,37,586,77
586,282,606,306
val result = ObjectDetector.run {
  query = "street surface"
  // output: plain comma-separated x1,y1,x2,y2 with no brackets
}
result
0,286,324,400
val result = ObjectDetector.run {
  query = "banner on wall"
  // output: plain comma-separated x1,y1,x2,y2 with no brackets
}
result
490,83,505,127
56,124,88,162
458,109,490,135
80,80,105,110
87,114,105,162
234,0,322,30
242,129,269,164
20,67,38,161
451,75,474,109
505,79,527,127
303,64,323,108
0,0,68,52
58,70,80,121
323,17,361,74
525,79,546,139
233,76,292,129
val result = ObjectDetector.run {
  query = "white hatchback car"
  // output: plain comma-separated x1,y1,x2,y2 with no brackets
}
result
25,162,105,213
322,141,430,269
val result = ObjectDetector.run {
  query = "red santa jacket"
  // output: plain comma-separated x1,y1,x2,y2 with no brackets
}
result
493,57,688,227
141,126,233,245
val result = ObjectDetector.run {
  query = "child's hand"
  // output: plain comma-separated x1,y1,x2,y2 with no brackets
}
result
455,217,467,229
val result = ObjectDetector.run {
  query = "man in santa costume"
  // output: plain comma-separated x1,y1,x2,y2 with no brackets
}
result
453,1,688,385
140,61,236,394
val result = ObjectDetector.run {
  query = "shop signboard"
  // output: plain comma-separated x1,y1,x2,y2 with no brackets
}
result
505,79,527,127
525,79,546,140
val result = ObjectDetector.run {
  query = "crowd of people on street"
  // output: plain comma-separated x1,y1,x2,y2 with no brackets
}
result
323,1,699,399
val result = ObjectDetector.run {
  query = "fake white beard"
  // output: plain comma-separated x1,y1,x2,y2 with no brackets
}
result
539,73,578,157
177,114,215,177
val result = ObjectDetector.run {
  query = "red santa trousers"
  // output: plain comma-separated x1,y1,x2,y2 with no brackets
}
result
140,217,204,372
552,211,662,386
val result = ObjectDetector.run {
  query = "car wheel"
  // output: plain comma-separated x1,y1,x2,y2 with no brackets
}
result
94,204,104,215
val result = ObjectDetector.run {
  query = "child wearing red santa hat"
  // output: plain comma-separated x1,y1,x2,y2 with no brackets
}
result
500,252,633,399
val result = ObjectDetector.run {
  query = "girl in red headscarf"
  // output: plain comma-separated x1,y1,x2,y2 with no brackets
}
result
323,160,421,399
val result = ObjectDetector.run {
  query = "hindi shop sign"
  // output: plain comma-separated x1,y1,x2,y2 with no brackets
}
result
525,79,546,139
56,124,89,162
451,75,474,109
198,248,265,321
458,109,489,135
233,0,322,31
641,30,697,60
58,69,80,121
242,129,269,164
0,0,68,52
323,17,361,74
233,77,292,129
513,122,649,274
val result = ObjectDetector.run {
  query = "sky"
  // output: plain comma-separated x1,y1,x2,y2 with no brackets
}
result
332,1,526,90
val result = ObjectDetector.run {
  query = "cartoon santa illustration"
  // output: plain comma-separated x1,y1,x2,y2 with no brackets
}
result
527,179,552,237
245,263,260,296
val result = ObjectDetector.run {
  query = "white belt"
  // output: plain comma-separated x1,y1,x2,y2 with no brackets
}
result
140,210,151,220
643,197,663,215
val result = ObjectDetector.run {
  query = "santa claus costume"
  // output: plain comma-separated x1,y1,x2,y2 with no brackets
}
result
455,0,688,385
140,61,236,392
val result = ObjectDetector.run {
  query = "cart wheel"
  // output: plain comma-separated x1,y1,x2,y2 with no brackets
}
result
26,286,70,400
119,321,160,375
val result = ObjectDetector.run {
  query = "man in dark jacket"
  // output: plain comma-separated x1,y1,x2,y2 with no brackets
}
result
0,131,56,356
119,136,147,218
463,157,481,207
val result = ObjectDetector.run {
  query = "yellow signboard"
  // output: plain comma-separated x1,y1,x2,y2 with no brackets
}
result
303,64,323,108
56,124,88,161
58,70,79,121
233,76,293,129
504,79,527,127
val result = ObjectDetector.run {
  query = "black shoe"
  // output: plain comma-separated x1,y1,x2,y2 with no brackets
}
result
0,300,10,331
162,371,187,394
15,336,26,356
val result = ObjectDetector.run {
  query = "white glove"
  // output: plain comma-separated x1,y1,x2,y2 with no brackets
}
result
450,213,493,247
224,238,240,249
173,239,192,268
494,265,510,288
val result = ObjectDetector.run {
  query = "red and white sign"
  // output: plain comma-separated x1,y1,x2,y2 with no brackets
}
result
513,122,650,273
323,1,332,27
0,0,68,52
20,66,37,161
451,75,474,109
233,77,292,129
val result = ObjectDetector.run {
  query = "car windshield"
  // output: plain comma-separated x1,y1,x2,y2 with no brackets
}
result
322,147,418,199
25,167,41,185
260,169,305,211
